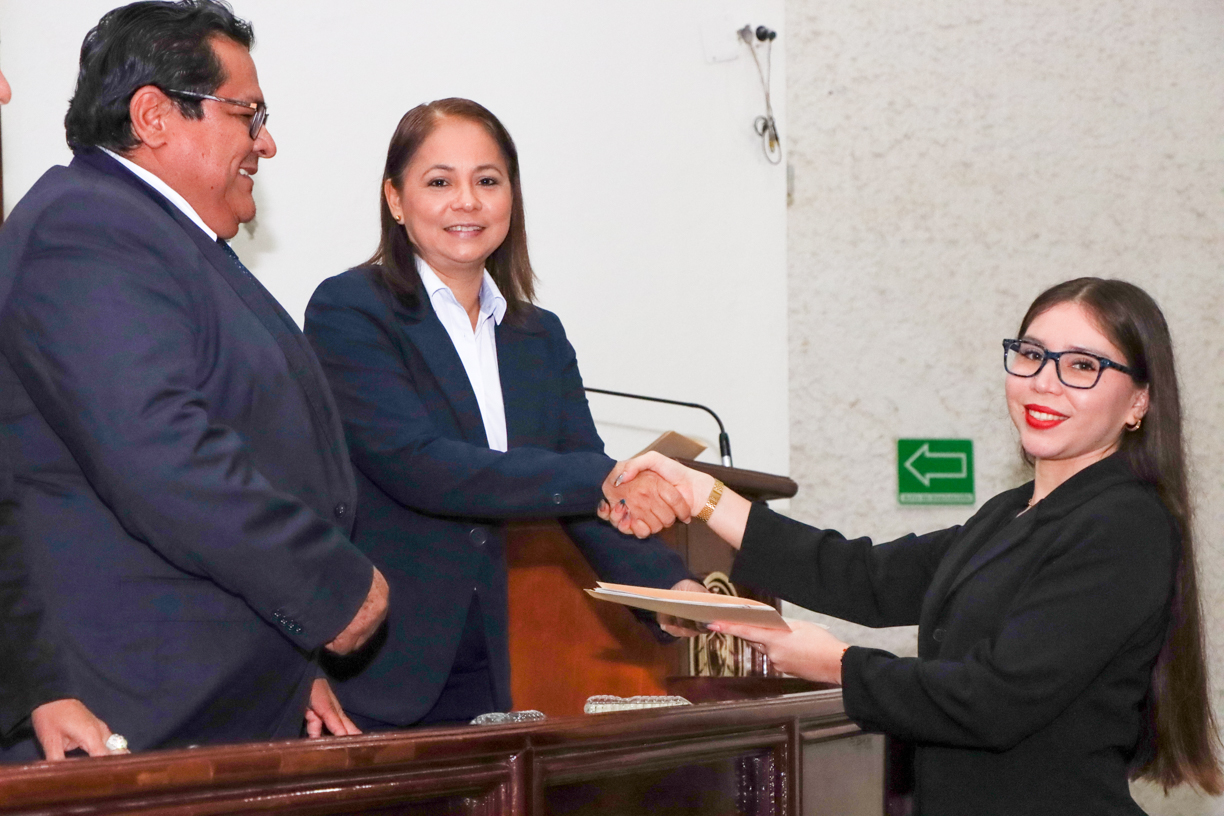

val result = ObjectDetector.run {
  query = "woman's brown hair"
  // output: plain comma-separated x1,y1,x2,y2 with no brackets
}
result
365,98,536,318
1019,277,1222,794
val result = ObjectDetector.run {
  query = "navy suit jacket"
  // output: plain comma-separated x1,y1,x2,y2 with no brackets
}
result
0,161,72,743
0,150,373,757
733,456,1173,815
0,493,72,739
304,267,689,724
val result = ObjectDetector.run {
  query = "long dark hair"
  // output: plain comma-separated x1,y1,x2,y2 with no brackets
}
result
1019,277,1221,793
65,0,253,152
366,98,536,319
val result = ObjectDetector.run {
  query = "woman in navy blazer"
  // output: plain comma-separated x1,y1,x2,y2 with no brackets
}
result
304,99,696,729
610,279,1221,813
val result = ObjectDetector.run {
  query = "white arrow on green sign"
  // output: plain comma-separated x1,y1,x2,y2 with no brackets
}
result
897,439,974,505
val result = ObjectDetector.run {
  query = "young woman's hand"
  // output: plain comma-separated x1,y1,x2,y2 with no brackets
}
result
709,620,848,684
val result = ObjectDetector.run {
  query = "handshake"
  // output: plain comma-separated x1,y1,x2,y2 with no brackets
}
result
597,452,749,639
597,452,720,539
596,453,844,680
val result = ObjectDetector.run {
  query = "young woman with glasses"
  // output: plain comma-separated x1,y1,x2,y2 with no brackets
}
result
607,278,1221,814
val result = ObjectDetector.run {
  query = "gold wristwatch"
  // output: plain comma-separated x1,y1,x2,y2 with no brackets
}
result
696,479,725,523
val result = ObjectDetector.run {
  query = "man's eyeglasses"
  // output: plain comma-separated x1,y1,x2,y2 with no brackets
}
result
164,89,268,140
1003,339,1137,390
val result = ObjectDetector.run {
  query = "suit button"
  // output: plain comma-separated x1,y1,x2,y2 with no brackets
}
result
552,493,563,505
932,628,946,643
470,528,487,546
334,502,349,519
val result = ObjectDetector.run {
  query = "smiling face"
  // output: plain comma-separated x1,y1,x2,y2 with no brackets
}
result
1006,301,1149,484
385,116,512,281
161,36,275,238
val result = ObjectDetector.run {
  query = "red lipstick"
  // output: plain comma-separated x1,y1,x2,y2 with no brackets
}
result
1024,403,1068,430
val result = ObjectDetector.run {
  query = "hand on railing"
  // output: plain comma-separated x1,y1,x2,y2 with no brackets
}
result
31,698,121,759
305,677,362,738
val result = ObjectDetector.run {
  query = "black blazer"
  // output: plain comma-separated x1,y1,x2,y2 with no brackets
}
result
304,267,689,725
733,456,1174,815
0,150,374,757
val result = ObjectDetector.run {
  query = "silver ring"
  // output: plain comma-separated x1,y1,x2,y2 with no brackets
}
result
105,733,128,753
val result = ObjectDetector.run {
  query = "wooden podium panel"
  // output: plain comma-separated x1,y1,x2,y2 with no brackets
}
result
506,520,681,716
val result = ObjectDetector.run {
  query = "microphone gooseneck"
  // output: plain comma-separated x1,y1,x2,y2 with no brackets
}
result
583,387,733,468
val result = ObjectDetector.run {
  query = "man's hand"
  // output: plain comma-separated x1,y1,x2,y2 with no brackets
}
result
325,567,389,655
598,460,693,539
31,699,119,760
304,678,362,738
659,578,710,637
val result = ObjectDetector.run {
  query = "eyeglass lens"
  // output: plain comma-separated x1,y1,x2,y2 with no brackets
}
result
1005,341,1104,389
249,105,267,140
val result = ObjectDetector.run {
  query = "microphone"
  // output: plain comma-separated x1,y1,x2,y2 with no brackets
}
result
583,387,734,468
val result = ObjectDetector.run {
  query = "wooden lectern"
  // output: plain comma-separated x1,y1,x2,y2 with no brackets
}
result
506,460,798,716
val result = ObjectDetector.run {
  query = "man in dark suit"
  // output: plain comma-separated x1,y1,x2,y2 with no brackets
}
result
0,1,387,761
0,63,117,761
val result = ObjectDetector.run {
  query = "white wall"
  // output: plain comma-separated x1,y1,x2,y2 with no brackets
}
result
0,0,789,476
785,1,1224,813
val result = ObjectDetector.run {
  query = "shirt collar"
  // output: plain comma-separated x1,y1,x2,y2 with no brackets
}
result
101,148,217,240
415,256,507,325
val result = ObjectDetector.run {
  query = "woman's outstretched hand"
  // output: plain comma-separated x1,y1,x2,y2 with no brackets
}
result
708,620,849,685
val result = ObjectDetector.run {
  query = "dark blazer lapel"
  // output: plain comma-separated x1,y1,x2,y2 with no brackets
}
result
940,505,1035,600
948,458,1139,599
71,149,356,494
924,457,1140,623
494,310,548,448
920,485,1032,625
390,291,489,446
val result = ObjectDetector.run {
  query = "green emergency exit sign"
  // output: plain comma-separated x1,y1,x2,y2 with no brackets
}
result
897,439,974,505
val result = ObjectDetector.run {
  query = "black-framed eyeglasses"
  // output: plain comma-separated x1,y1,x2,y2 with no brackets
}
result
164,89,268,140
1003,339,1137,390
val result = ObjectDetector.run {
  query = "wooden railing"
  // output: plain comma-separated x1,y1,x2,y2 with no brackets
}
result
0,683,883,816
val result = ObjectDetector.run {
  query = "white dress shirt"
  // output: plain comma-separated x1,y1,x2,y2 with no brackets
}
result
101,148,217,240
416,257,509,452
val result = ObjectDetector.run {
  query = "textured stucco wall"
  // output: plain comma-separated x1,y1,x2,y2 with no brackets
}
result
785,2,1224,812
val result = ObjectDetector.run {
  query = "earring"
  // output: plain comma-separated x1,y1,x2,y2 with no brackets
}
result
394,216,403,224
1125,418,1142,432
